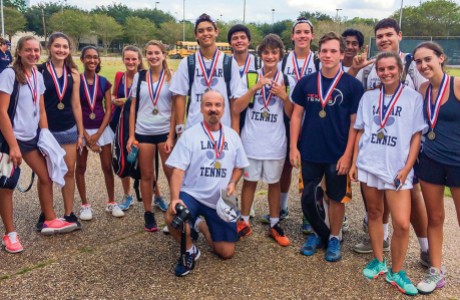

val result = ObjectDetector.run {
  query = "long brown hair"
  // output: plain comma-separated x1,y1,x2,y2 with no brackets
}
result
144,40,172,82
13,36,41,84
46,32,78,71
122,45,145,71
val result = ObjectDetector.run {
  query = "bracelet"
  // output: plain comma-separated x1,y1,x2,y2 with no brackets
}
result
175,124,185,135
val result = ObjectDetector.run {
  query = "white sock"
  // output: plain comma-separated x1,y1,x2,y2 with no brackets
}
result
329,234,340,241
186,244,196,254
383,223,389,241
418,237,429,253
280,193,289,211
270,217,280,228
241,215,250,224
7,231,18,243
194,217,202,232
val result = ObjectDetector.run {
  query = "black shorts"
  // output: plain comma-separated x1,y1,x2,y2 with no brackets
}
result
135,133,168,145
18,135,39,154
301,161,347,203
416,152,460,187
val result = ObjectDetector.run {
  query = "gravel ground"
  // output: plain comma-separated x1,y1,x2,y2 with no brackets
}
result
0,152,459,299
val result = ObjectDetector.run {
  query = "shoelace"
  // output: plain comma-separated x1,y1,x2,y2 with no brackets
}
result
273,224,285,236
367,259,381,270
8,235,18,244
395,271,412,285
306,235,318,247
424,269,442,283
328,238,340,251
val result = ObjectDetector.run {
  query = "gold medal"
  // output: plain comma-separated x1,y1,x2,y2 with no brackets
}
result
89,112,96,120
57,102,65,110
319,110,326,118
214,161,221,169
428,130,436,141
262,110,269,118
377,131,385,140
152,108,159,115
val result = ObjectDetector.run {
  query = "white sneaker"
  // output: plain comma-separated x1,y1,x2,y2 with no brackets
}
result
106,202,125,218
79,205,93,221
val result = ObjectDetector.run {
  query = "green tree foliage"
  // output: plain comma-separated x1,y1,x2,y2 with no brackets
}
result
4,0,27,12
3,6,26,40
131,9,175,27
92,14,123,55
124,16,157,46
25,2,79,37
298,11,333,22
48,10,91,52
92,3,132,25
157,21,183,45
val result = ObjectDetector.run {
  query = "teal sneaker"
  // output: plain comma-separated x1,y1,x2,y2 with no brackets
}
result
301,216,313,234
154,196,168,212
325,237,342,262
118,195,134,211
386,269,418,296
363,258,388,279
300,234,322,256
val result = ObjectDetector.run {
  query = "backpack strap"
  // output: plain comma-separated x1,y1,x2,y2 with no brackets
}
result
186,54,196,116
223,54,232,99
283,74,290,96
401,53,414,85
0,69,21,152
113,71,124,98
246,71,258,109
281,55,288,73
253,54,261,70
135,70,147,120
313,52,320,72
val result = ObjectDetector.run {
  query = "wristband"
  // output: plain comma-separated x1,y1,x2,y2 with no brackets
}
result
175,124,185,135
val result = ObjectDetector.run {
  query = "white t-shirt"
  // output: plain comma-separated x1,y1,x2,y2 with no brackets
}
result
357,53,427,91
233,53,259,77
0,68,46,141
281,51,317,83
234,70,295,160
166,122,249,209
169,51,241,129
131,72,172,136
354,87,427,186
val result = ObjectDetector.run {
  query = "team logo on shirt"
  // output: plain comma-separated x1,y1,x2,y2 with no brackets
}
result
306,88,344,106
370,104,403,147
200,139,229,177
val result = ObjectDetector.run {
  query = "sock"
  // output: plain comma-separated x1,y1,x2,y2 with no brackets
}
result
270,217,279,228
7,231,18,243
418,237,429,253
194,217,202,232
280,193,289,211
329,234,340,241
241,215,250,224
383,223,389,241
186,244,196,255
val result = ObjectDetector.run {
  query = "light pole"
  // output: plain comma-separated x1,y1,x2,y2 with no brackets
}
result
182,0,185,42
271,8,275,26
1,0,4,38
399,0,403,30
335,8,342,22
155,1,159,10
243,0,246,24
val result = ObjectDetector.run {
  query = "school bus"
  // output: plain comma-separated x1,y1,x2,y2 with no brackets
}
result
168,41,232,59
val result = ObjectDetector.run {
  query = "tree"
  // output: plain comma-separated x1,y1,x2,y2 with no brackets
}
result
92,3,132,25
157,21,183,46
3,7,26,40
124,16,157,46
92,14,123,55
298,11,333,22
25,2,79,37
48,10,91,52
131,8,175,27
4,0,27,12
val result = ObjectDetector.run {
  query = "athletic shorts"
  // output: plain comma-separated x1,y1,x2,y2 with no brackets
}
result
51,125,78,145
301,161,347,203
416,152,460,187
17,135,39,154
135,133,168,145
244,158,285,184
83,127,114,147
358,168,413,191
180,192,237,243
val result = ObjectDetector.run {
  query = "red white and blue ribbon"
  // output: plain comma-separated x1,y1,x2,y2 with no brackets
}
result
317,69,343,111
427,73,449,130
201,121,225,159
147,68,166,108
378,83,404,130
81,73,99,113
47,61,68,101
197,49,220,87
25,67,39,115
293,51,312,82
260,69,280,111
239,54,252,77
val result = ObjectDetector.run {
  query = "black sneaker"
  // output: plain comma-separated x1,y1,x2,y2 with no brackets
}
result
64,212,82,229
175,248,201,277
144,211,158,232
36,212,45,231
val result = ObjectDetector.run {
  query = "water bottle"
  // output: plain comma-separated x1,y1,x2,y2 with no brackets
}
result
127,141,139,163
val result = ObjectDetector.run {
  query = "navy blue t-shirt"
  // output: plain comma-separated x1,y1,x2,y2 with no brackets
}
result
292,71,364,163
0,50,13,73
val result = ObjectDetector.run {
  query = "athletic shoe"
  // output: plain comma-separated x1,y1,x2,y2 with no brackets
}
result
269,222,290,247
36,212,45,232
416,267,445,294
363,258,388,279
362,218,368,233
249,205,256,218
420,250,431,268
301,217,313,234
325,237,342,262
237,218,252,240
63,212,81,229
386,269,418,296
144,211,158,232
260,209,289,224
353,238,390,254
2,234,24,254
342,216,350,233
162,225,170,234
300,234,323,256
118,195,134,211
174,247,201,277
79,204,93,221
106,202,125,218
41,218,79,235
154,196,168,212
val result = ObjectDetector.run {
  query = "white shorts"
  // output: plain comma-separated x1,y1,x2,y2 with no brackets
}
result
358,168,413,191
83,127,114,147
244,158,285,184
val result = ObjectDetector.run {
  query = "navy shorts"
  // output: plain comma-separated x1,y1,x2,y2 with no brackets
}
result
301,161,347,202
180,192,237,243
18,135,39,154
416,152,460,188
135,133,168,145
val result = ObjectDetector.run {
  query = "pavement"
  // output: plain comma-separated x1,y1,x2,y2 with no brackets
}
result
0,153,459,299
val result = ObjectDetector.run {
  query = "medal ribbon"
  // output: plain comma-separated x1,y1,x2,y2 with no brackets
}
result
427,73,449,130
197,49,220,87
201,121,225,159
25,67,39,107
47,61,68,101
239,54,252,77
378,83,404,130
81,74,99,113
260,69,280,111
147,68,166,108
317,69,343,110
293,51,312,82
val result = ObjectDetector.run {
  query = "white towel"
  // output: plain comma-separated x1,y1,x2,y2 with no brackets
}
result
38,129,68,188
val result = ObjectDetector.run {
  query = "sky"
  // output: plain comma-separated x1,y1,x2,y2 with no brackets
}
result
28,0,433,23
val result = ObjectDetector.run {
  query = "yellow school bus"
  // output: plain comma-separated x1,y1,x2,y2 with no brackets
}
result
168,41,232,59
